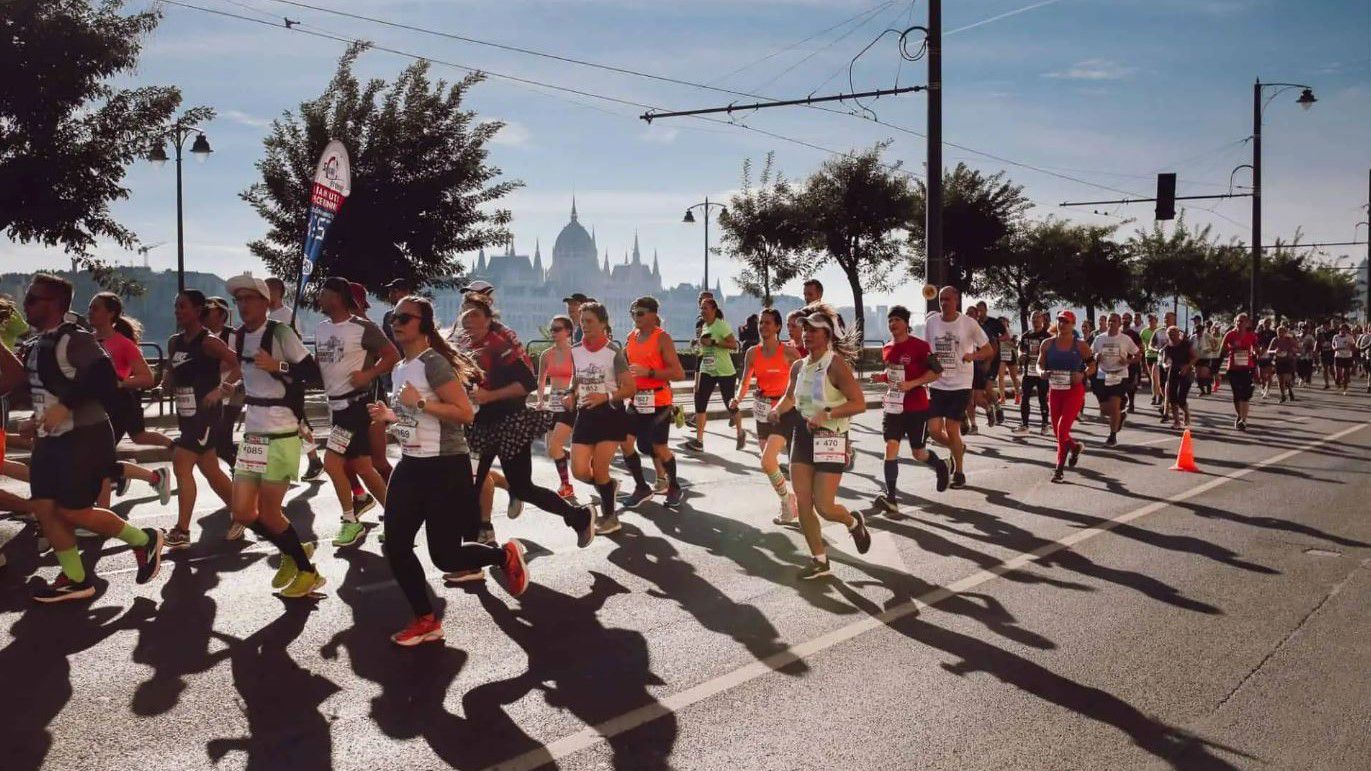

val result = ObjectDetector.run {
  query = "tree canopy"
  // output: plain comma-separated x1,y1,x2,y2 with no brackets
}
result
908,162,1032,294
716,153,805,308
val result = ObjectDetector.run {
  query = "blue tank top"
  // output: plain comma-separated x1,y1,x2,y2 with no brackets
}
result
1043,338,1084,373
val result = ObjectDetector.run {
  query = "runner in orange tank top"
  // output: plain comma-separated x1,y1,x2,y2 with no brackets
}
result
620,296,686,509
730,308,802,524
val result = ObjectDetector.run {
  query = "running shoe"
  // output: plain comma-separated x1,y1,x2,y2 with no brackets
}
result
1238,419,1248,432
226,521,245,541
1051,468,1065,483
271,543,314,590
1039,424,1052,436
672,405,686,428
966,423,979,435
735,430,746,451
557,482,576,501
798,558,832,581
37,536,51,554
1279,393,1286,404
477,523,497,546
33,574,97,603
1171,419,1183,430
494,540,529,597
663,485,683,509
773,493,798,525
653,476,669,494
950,471,967,489
849,512,872,555
353,493,377,518
507,497,524,520
1104,433,1117,447
595,514,622,535
873,494,899,516
332,520,365,548
302,455,324,481
932,454,950,492
279,570,325,599
994,408,1005,425
115,472,131,498
1012,423,1030,434
1013,393,1022,405
132,528,165,585
573,506,595,548
1233,416,1242,429
1068,441,1083,468
622,485,654,509
391,614,444,647
153,469,171,506
443,568,486,584
165,526,191,551
682,438,704,452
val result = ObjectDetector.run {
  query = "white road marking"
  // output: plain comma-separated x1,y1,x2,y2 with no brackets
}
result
482,420,1370,771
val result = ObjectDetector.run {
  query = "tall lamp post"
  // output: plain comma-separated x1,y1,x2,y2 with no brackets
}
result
683,197,727,291
148,121,213,291
1250,79,1316,319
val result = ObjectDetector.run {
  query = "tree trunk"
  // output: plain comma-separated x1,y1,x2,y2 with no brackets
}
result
846,271,865,344
1085,306,1097,326
762,255,771,308
1017,295,1030,335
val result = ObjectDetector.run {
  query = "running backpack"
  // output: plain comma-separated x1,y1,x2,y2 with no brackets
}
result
234,320,321,422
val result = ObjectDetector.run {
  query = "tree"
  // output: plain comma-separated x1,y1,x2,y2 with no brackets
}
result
241,43,520,299
1128,219,1244,319
908,162,1032,293
1045,222,1133,325
1263,246,1359,321
0,0,201,293
981,217,1071,331
716,153,804,307
794,142,915,340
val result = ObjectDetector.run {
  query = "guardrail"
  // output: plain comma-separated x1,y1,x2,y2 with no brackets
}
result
139,341,168,418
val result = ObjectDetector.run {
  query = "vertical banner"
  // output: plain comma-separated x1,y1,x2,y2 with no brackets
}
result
292,140,351,325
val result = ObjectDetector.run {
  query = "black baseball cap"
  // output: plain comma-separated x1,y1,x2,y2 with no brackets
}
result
563,292,590,303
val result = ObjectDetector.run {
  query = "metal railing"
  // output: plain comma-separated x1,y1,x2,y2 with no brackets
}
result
139,341,168,417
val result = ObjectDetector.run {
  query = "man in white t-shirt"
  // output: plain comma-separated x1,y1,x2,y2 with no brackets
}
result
1089,312,1140,446
262,275,325,477
924,286,995,489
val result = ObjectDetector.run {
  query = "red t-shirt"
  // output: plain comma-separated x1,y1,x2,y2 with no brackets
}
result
882,336,932,411
1222,330,1258,371
100,332,141,380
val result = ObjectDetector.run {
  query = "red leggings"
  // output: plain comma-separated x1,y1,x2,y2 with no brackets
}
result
1048,384,1085,467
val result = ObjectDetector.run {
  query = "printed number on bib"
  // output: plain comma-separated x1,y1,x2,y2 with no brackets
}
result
1233,350,1250,367
700,354,716,371
633,390,656,414
812,430,847,465
547,388,567,413
934,341,958,369
391,415,422,453
1335,349,1353,359
1048,370,1074,390
883,387,905,415
752,396,772,422
175,386,197,417
1103,369,1124,387
999,343,1014,362
236,435,269,475
326,425,353,455
31,391,74,437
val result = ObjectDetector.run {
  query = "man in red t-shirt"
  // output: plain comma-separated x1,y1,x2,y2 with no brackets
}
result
871,306,950,515
1221,312,1258,430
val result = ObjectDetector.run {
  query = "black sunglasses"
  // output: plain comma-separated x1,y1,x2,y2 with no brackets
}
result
391,312,419,326
631,309,649,317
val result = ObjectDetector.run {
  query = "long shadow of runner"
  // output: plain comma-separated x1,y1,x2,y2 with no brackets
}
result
0,598,157,771
460,572,678,770
831,582,1250,770
206,602,338,771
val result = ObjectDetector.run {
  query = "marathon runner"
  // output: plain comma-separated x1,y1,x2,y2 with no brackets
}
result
265,276,325,482
1357,325,1371,392
1268,324,1299,403
162,289,238,549
1255,317,1277,398
871,305,949,516
1193,318,1223,396
1150,311,1176,417
1315,319,1336,390
565,302,634,535
685,297,742,453
730,308,801,525
1120,312,1145,413
1141,314,1161,406
963,304,996,434
976,301,1009,427
996,317,1021,411
1161,326,1195,429
314,277,399,548
1331,322,1356,395
227,274,325,599
1221,313,1258,431
204,296,245,468
537,313,578,500
369,295,528,646
621,296,686,509
1089,312,1139,446
770,303,871,580
19,274,165,603
1296,322,1317,388
1037,310,1093,483
1013,311,1051,435
924,287,994,489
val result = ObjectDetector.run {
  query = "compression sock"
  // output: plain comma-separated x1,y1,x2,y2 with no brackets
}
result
766,469,789,499
248,522,314,572
55,547,87,583
924,449,941,468
595,481,617,519
115,523,149,547
555,456,570,486
624,453,648,489
883,460,899,498
663,457,679,488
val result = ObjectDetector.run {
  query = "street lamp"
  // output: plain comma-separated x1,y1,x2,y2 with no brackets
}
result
148,120,212,291
1250,78,1315,319
683,197,727,291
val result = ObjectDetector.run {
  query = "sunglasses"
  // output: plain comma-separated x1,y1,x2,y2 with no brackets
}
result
631,309,649,317
552,325,571,333
23,294,57,306
391,312,419,326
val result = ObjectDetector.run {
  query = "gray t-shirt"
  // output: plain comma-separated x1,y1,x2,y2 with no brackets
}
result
390,348,469,457
25,324,112,434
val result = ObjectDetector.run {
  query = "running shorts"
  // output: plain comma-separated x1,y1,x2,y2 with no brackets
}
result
1091,379,1128,402
789,420,847,474
325,402,373,459
572,404,627,445
31,423,116,510
1274,358,1295,376
971,364,989,391
1128,362,1142,384
234,432,302,483
1166,374,1193,407
758,407,797,445
175,400,225,454
555,407,576,429
882,410,929,449
108,389,145,442
928,388,972,420
1320,350,1335,367
1227,369,1255,403
627,404,672,451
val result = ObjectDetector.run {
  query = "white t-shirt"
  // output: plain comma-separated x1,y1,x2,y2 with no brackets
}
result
570,340,628,408
1332,333,1355,358
389,349,467,457
268,305,296,328
315,315,389,406
1091,332,1139,381
924,312,989,391
239,320,311,434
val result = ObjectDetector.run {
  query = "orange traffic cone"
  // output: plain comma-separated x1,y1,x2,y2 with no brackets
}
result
1171,428,1199,472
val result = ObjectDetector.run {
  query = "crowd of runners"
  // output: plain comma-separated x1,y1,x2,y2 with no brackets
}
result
1,272,1368,645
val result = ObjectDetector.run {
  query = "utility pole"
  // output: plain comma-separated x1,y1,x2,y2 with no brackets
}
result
925,0,943,312
1250,79,1262,320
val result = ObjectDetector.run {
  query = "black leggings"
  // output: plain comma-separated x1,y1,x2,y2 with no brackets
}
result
1019,376,1049,426
474,444,581,526
694,373,738,415
384,454,503,617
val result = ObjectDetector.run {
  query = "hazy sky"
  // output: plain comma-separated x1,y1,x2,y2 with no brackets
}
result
7,0,1369,308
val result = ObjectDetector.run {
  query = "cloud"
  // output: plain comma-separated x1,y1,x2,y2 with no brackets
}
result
486,119,531,147
221,109,272,129
1043,59,1138,81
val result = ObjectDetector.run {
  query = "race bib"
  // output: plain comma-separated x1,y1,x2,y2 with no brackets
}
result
391,415,421,453
885,365,903,385
31,391,74,437
1335,349,1353,359
633,389,657,414
999,342,1014,362
701,354,717,371
326,425,353,455
752,395,773,422
175,386,197,417
1104,369,1124,386
236,434,269,475
578,380,609,409
883,386,905,415
547,388,567,413
1233,350,1250,367
1048,370,1073,390
812,430,847,465
934,339,958,369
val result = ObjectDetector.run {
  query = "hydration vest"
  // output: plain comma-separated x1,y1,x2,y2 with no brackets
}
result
234,320,321,422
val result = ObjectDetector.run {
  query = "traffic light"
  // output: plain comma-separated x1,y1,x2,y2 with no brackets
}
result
1155,173,1176,220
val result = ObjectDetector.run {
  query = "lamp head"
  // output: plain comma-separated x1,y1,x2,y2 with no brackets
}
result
190,133,212,162
147,142,168,167
718,205,727,218
1296,88,1317,111
682,209,696,224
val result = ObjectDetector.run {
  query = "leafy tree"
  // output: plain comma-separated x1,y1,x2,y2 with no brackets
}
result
793,142,915,340
716,153,804,307
242,43,520,300
1263,246,1359,321
981,217,1070,331
908,162,1032,294
1128,219,1245,319
1045,222,1133,325
0,0,203,293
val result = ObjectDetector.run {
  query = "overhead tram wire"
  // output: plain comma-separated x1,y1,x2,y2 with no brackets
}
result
704,0,898,88
745,0,910,96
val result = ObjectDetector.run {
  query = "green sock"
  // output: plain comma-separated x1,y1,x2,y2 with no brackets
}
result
116,523,149,548
56,547,87,583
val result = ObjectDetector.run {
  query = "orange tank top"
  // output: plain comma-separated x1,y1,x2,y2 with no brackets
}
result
626,327,672,406
752,343,790,399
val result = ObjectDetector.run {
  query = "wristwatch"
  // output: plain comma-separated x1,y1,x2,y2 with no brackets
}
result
277,360,289,374
416,398,427,412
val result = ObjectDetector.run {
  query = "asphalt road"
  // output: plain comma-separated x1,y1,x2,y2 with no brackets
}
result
1,383,1368,771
